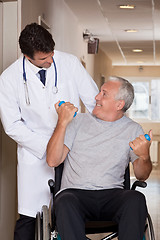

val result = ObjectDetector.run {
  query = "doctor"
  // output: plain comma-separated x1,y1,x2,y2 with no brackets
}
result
0,23,98,240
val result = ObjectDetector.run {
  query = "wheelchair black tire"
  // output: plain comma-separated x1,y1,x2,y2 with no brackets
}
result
42,205,51,240
144,214,155,240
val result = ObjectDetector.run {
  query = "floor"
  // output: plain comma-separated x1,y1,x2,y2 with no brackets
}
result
87,164,160,240
137,165,160,240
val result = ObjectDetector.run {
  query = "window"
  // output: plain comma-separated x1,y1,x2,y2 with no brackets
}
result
151,80,160,120
128,79,160,121
129,82,149,119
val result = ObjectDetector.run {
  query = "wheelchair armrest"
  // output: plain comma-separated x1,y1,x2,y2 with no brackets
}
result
48,179,55,194
131,180,147,190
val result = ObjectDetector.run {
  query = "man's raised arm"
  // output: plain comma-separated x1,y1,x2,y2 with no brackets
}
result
46,101,78,167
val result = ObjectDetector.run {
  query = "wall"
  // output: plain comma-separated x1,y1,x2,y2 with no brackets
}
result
0,2,18,240
43,0,113,85
43,0,96,78
94,48,112,89
0,0,2,232
21,0,44,29
3,2,18,69
0,2,2,74
112,66,160,78
0,0,2,234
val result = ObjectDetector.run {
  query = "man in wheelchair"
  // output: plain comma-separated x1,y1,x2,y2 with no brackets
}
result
47,76,152,240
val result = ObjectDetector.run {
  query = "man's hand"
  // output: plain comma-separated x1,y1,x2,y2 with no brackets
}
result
129,130,152,160
55,101,78,128
131,130,152,181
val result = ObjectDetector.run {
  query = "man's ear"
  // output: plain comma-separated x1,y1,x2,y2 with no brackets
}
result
117,100,125,111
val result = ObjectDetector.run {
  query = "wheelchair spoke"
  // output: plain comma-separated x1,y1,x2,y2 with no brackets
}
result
144,214,155,240
101,232,118,240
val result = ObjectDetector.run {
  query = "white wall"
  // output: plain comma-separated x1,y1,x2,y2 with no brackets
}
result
0,6,2,204
43,0,95,77
0,2,2,74
3,2,18,70
21,0,44,29
0,2,18,240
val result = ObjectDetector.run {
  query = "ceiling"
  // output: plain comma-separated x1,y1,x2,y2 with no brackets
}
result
64,0,160,66
0,0,17,1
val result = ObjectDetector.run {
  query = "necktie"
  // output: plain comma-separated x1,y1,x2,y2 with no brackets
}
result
38,69,46,85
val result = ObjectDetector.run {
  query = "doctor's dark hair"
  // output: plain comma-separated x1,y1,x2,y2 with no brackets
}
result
19,23,55,59
108,76,134,112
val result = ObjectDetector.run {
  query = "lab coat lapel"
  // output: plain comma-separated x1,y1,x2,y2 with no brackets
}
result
17,55,41,84
25,65,42,85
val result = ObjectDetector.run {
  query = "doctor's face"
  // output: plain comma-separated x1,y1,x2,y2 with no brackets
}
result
26,51,54,69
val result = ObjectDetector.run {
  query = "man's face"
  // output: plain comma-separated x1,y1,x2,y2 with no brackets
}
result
25,51,54,69
92,81,124,121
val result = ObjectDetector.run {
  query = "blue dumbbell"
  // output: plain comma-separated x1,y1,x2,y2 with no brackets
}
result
144,134,151,141
130,134,151,150
58,101,77,117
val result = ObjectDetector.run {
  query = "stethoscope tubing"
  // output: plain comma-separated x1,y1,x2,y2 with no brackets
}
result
52,57,57,90
23,56,58,105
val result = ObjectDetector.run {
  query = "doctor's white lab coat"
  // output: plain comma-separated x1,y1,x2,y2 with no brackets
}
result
0,50,98,217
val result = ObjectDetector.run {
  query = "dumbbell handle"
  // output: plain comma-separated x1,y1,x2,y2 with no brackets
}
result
58,101,77,117
130,134,150,150
144,134,151,141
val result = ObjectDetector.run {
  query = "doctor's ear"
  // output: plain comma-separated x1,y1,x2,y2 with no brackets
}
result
24,54,33,61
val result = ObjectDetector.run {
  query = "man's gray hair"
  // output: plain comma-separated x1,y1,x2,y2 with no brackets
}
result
108,76,134,112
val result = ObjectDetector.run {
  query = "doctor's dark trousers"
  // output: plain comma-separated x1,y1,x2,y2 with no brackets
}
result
14,214,35,240
55,188,147,240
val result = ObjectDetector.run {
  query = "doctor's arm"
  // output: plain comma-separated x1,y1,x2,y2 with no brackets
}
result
46,101,77,167
0,74,50,159
130,130,152,181
74,57,98,113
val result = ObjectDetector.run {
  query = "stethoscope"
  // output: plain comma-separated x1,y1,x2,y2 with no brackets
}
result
23,56,58,105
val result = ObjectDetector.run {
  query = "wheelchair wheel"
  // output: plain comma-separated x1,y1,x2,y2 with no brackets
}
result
143,214,155,240
42,205,51,240
35,212,42,240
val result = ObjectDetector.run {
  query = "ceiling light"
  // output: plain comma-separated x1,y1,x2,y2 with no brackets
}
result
119,5,135,9
125,29,138,33
132,49,143,52
137,61,144,64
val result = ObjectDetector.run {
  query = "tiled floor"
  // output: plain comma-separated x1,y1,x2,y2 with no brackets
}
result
135,165,160,240
87,165,160,240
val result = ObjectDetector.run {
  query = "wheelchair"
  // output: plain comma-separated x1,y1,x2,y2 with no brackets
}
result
35,163,155,240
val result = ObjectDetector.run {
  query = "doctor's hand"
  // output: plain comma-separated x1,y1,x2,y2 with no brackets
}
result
55,101,78,128
129,130,152,160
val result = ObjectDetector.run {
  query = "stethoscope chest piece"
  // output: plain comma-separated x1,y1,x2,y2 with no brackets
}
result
52,86,58,94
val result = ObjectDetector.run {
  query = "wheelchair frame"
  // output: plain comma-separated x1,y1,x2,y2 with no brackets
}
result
35,163,155,240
